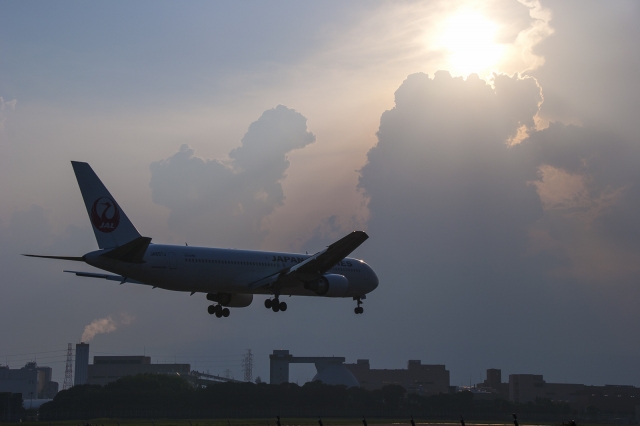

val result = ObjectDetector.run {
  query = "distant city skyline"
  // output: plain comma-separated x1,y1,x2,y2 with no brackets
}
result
3,343,639,390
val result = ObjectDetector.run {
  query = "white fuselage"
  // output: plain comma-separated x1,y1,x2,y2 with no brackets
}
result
84,244,379,298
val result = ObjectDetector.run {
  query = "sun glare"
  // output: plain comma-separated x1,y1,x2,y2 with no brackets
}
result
435,11,504,77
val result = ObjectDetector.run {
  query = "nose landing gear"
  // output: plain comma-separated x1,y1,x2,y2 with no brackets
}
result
207,304,230,318
354,297,364,314
264,297,287,312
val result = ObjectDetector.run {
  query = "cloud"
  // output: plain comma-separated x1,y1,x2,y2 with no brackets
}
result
359,69,640,286
357,69,640,384
359,70,640,283
357,72,550,370
299,0,554,83
149,105,315,248
6,205,55,250
0,97,17,129
514,0,554,72
359,71,544,271
81,313,135,343
522,122,640,280
2,204,95,255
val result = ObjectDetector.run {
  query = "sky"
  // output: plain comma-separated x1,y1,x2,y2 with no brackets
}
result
1,0,640,388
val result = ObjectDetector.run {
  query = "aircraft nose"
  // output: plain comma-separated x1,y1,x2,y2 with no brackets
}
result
367,267,379,292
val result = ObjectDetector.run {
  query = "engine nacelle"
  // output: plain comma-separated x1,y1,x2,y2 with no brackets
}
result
304,274,349,297
206,293,253,307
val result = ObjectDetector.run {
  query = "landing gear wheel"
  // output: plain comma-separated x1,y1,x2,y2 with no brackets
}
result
222,308,230,317
354,306,364,314
264,299,272,309
215,310,223,318
272,302,280,312
207,305,215,315
279,301,287,312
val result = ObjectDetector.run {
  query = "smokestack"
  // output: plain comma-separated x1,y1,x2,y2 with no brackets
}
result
74,343,89,386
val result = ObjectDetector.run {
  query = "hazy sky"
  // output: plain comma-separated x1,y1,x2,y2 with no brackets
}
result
1,0,640,387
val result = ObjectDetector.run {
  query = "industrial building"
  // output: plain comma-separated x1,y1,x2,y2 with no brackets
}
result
267,350,450,395
475,369,640,417
476,370,585,404
476,368,509,399
269,350,359,387
0,362,58,399
345,359,450,395
74,344,190,387
74,343,89,385
88,356,190,386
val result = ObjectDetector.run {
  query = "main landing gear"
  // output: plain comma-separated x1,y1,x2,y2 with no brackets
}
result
264,297,287,313
207,304,230,318
354,297,364,314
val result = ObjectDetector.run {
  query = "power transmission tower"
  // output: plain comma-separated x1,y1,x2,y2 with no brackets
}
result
63,343,73,390
241,349,253,382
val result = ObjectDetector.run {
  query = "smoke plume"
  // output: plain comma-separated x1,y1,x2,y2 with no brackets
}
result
81,313,134,342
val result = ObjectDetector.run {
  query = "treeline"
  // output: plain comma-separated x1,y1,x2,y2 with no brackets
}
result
0,392,24,421
40,374,571,420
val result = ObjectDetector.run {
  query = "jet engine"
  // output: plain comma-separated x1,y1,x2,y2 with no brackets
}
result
304,274,349,297
206,293,253,307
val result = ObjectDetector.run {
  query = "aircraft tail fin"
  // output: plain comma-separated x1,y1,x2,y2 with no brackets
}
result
71,161,142,249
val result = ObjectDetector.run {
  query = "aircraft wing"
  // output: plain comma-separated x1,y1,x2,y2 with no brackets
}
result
288,231,368,279
247,231,368,289
63,270,143,284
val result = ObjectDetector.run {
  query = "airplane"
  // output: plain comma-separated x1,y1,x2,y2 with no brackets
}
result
24,162,378,318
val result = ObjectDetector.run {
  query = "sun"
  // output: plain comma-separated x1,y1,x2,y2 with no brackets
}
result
435,11,504,77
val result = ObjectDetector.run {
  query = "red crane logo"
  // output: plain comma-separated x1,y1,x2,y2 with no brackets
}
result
90,197,120,233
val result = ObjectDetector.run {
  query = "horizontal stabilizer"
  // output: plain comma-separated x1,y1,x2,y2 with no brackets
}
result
23,254,85,261
64,270,143,284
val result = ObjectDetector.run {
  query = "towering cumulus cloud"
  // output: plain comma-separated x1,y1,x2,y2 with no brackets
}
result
358,72,550,363
358,70,640,379
360,71,543,272
150,105,315,248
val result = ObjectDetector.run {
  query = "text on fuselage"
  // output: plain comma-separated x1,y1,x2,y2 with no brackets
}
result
271,255,353,267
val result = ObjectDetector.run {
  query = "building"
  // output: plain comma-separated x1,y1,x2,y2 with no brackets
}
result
0,362,58,399
87,356,190,386
509,374,586,409
269,350,358,387
345,359,450,395
476,369,509,399
74,343,90,386
507,374,640,416
74,343,190,387
476,369,509,398
575,384,640,415
509,374,546,403
508,374,585,405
